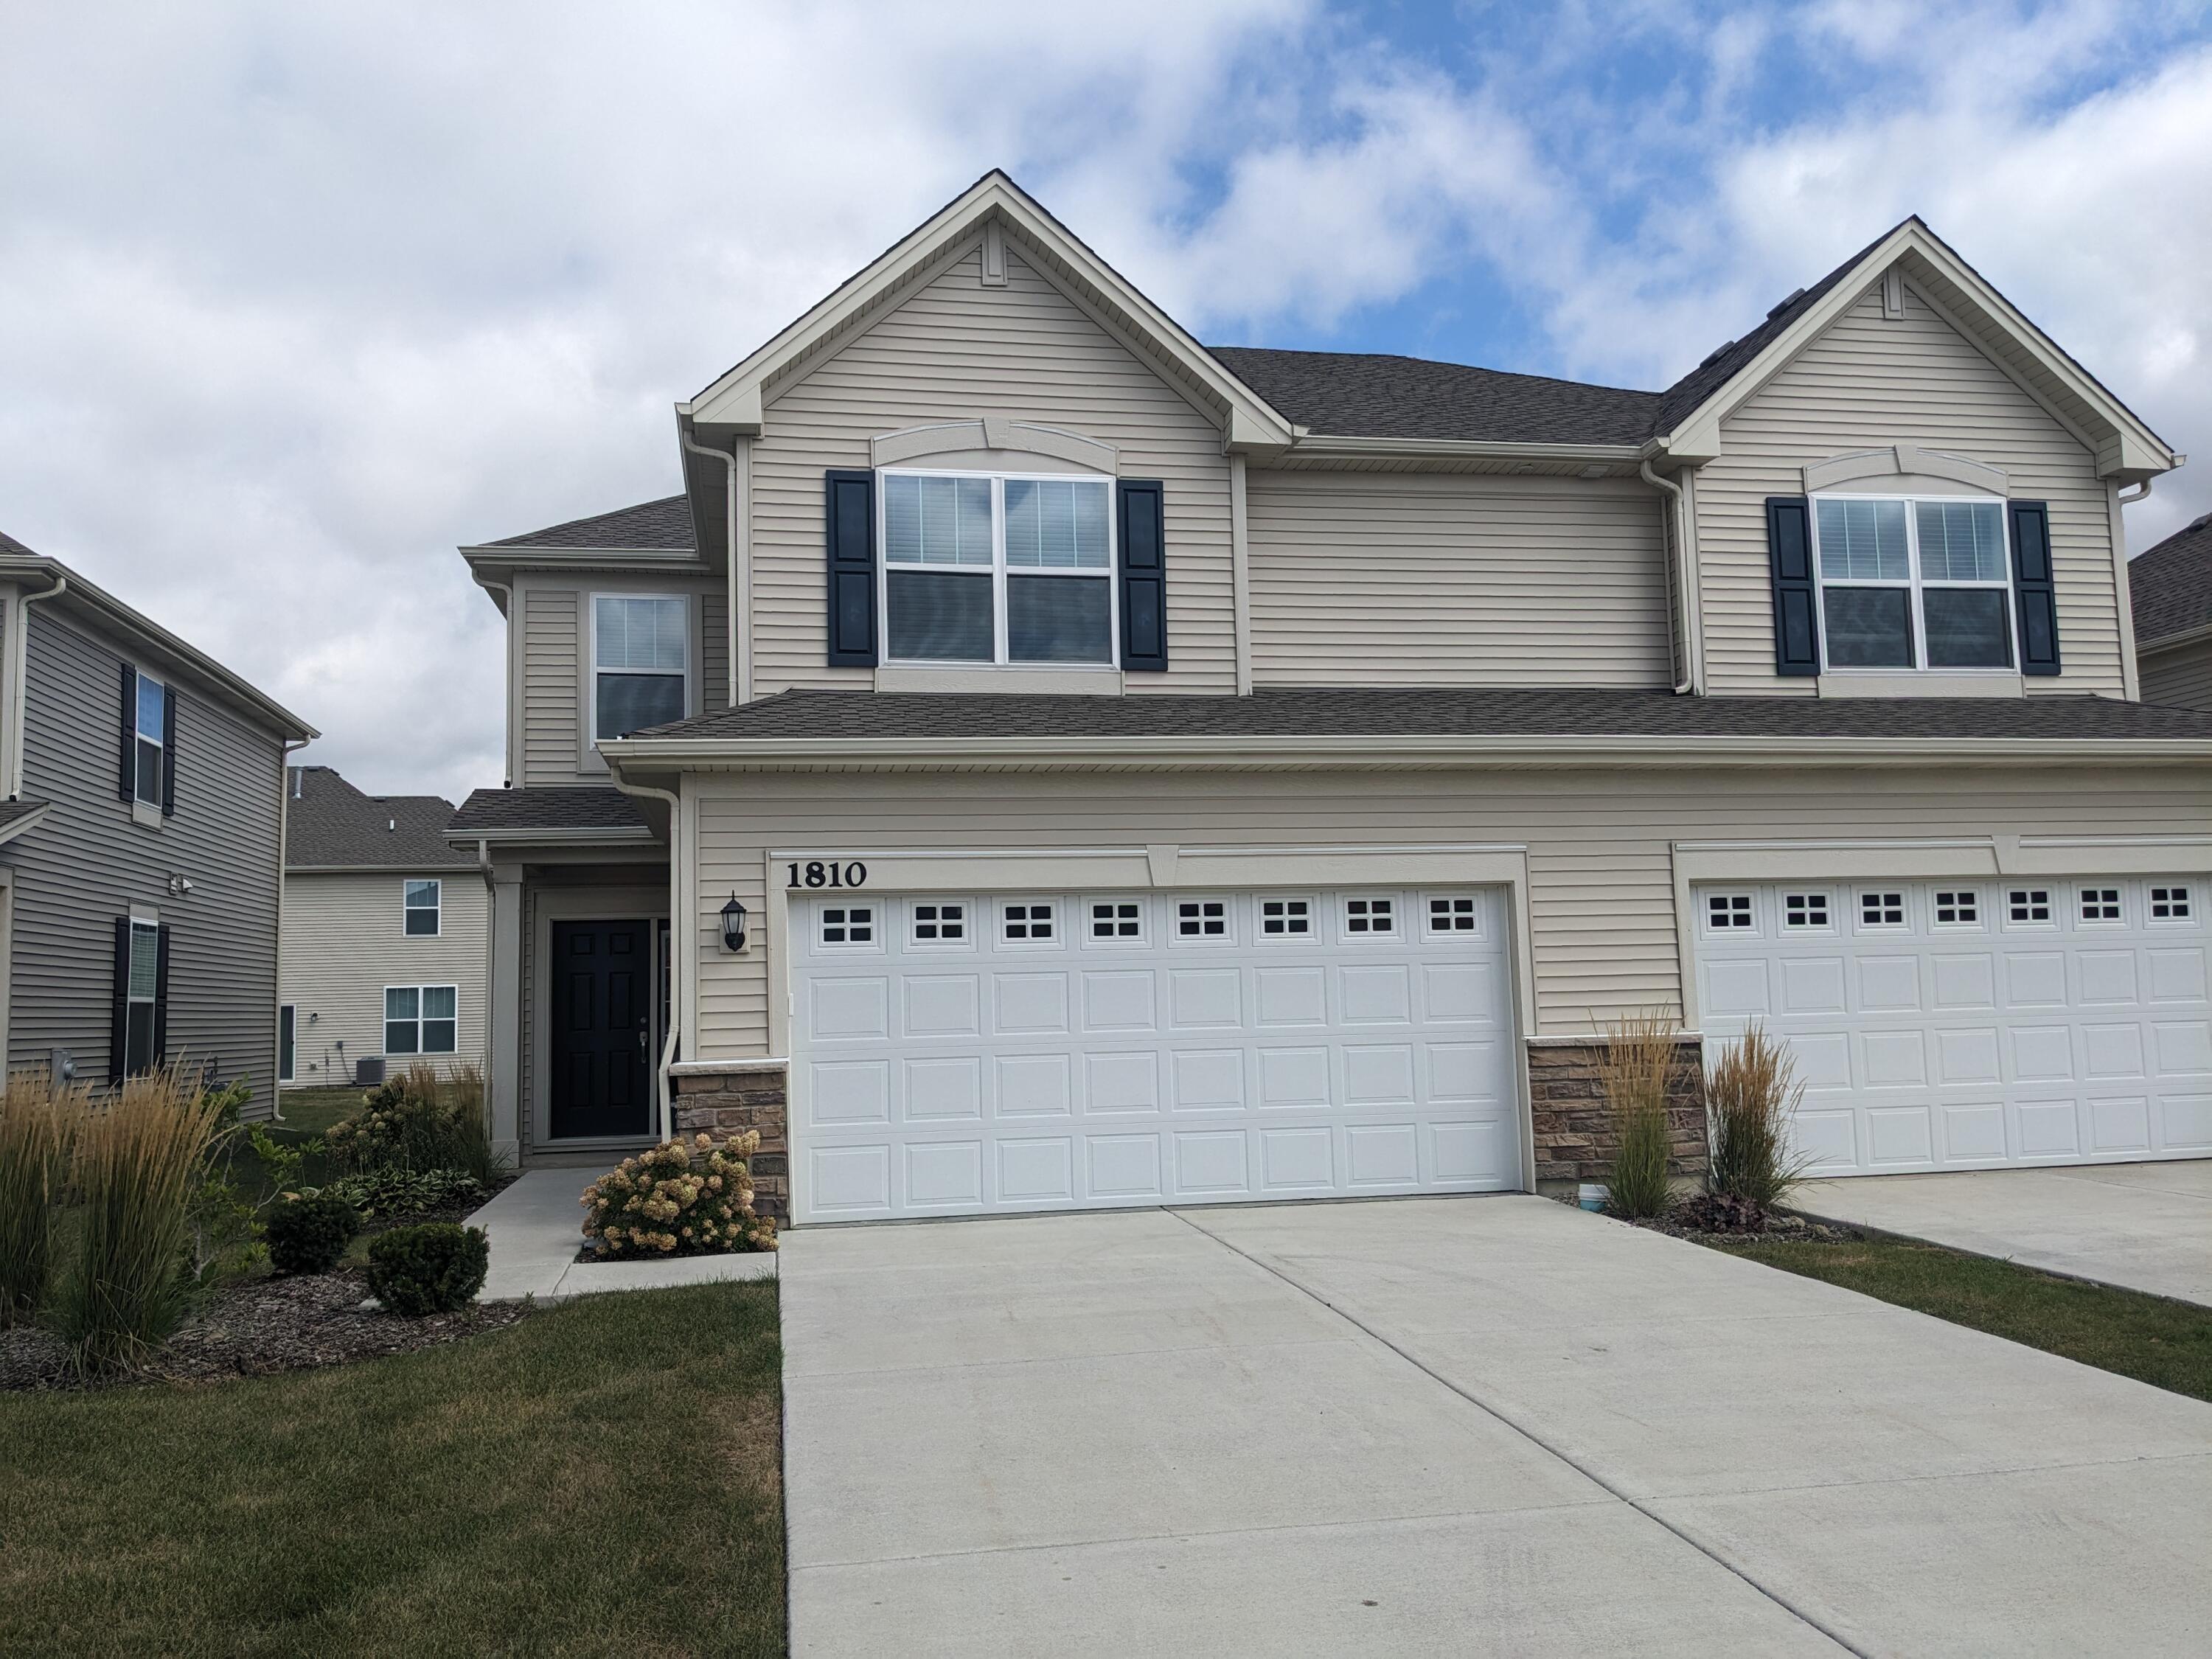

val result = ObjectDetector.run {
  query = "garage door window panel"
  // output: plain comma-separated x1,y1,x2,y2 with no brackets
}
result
819,905,878,949
1705,892,1756,933
909,902,969,947
2151,886,2194,922
1858,891,1907,931
1427,896,1480,934
1002,902,1057,944
1343,896,1398,939
2079,886,2123,925
1783,891,1833,931
1812,493,2015,673
2008,888,2054,926
1087,900,1145,945
1933,889,1983,928
1260,898,1314,938
1175,900,1232,943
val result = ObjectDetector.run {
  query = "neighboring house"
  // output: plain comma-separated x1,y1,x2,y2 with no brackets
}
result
0,536,316,1117
454,173,2211,1217
2132,511,2212,708
280,765,486,1091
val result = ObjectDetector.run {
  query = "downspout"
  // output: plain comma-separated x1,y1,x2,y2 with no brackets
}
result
2118,477,2152,507
1640,462,1695,695
10,571,67,799
679,429,746,707
271,737,311,1120
605,765,683,1142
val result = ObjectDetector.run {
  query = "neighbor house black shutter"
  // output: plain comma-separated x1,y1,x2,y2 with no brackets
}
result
824,469,878,667
1764,496,1819,677
160,685,178,815
153,925,172,1065
1116,479,1167,672
116,664,137,802
108,918,131,1084
2008,500,2060,676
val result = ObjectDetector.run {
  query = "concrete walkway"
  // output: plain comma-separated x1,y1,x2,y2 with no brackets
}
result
1796,1160,2212,1307
465,1169,776,1302
781,1195,2211,1658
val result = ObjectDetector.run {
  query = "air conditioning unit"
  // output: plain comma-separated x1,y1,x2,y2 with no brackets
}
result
355,1057,386,1087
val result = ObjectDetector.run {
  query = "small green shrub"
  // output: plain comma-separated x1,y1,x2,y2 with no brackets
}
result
581,1132,777,1257
1596,1010,1685,1221
366,1222,490,1315
324,1065,496,1182
265,1193,361,1275
310,1166,483,1220
1705,1023,1812,1208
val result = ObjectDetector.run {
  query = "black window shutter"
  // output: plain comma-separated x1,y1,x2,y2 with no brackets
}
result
117,664,137,802
1764,496,1819,677
824,469,878,667
161,685,178,815
2008,500,2060,676
1116,479,1168,672
153,925,172,1065
108,918,131,1085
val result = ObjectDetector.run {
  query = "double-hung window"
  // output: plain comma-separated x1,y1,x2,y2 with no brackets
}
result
124,920,160,1073
134,672,166,806
593,595,689,740
881,470,1116,666
385,985,458,1056
403,879,441,937
1812,495,2014,670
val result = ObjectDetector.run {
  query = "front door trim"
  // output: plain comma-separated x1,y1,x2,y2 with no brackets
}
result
529,882,669,1154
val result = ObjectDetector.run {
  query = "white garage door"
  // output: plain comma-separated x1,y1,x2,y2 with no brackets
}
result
1696,876,2211,1175
791,887,1518,1222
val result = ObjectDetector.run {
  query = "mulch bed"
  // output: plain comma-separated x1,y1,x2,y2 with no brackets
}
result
0,1268,529,1394
1551,1189,1856,1243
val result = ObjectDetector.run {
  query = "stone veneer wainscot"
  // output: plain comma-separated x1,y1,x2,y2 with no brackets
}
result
671,1061,790,1220
1527,1037,1709,1193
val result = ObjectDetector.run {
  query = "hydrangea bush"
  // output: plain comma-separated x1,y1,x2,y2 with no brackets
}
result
580,1132,777,1256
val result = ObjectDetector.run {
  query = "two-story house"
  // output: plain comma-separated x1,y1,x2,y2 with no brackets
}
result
455,173,2211,1218
279,765,487,1091
1,536,317,1116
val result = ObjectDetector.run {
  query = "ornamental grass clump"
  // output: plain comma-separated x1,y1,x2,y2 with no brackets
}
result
52,1066,223,1374
1596,1009,1686,1221
0,1072,80,1324
581,1132,777,1257
1706,1022,1812,1210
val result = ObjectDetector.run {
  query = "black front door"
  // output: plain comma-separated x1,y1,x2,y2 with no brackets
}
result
550,919,652,1140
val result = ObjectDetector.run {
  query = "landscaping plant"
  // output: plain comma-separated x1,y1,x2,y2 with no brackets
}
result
307,1166,483,1220
1705,1022,1811,1209
52,1067,223,1374
324,1065,498,1183
1595,1009,1684,1220
580,1131,778,1256
366,1222,490,1315
265,1192,362,1275
0,1073,79,1324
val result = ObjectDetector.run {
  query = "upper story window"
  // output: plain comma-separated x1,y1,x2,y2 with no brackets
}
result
404,879,441,937
1813,495,2014,671
880,470,1115,667
592,595,689,740
133,671,166,806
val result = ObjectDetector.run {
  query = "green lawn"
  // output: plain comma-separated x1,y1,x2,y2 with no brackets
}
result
269,1086,365,1137
1711,1234,2212,1403
0,1281,785,1657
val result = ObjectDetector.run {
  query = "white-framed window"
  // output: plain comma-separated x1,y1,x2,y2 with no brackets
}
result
1782,891,1832,930
1858,890,1906,929
403,878,441,937
818,905,876,947
1088,900,1144,942
1174,899,1229,940
384,984,457,1056
2150,885,2194,922
2006,887,2053,925
133,670,166,807
1705,893,1754,931
1343,896,1397,937
1427,896,1479,933
910,901,967,945
1933,889,1981,927
1812,493,2014,672
1001,902,1056,942
2078,886,2122,925
880,469,1117,667
1259,898,1312,937
592,594,690,741
124,919,160,1074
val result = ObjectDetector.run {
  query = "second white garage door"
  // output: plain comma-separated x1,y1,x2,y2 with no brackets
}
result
791,887,1517,1222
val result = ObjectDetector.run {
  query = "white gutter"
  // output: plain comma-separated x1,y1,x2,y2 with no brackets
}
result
2118,476,2153,507
602,770,684,1141
9,570,66,798
679,426,748,707
1285,434,1641,466
271,739,313,1119
1639,461,1695,695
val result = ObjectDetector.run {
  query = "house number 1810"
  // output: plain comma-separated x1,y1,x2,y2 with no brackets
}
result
787,860,867,890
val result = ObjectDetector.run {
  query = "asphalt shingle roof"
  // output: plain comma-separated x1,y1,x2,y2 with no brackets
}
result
2132,512,2212,647
486,495,695,552
630,686,2212,746
1206,348,1660,446
285,767,470,869
0,799,49,832
449,787,653,835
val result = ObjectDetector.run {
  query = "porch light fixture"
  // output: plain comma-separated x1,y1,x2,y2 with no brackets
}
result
719,894,748,953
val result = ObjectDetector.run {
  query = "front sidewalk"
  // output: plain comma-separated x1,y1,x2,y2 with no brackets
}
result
466,1170,777,1301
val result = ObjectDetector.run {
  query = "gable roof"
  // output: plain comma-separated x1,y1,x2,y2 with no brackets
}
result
484,495,694,552
1208,348,1658,447
285,765,470,870
2132,511,2212,648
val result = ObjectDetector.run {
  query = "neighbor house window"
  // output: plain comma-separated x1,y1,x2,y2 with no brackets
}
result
1812,495,2014,671
403,879,441,936
881,470,1116,666
134,672,166,805
593,594,689,740
385,985,457,1056
125,920,160,1073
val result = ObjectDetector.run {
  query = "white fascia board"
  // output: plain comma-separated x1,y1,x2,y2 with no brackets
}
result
684,172,1296,449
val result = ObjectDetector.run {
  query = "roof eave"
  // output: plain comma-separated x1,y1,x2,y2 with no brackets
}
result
1282,434,1644,465
2138,619,2212,656
0,801,54,849
440,825,659,846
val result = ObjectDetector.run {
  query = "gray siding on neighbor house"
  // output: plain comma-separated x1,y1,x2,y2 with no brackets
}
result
2141,636,2212,709
4,605,286,1114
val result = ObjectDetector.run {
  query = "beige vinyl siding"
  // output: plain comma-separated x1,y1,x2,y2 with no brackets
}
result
520,585,583,785
2141,636,2212,709
688,763,2212,1052
751,240,1235,693
1244,470,1672,685
1698,281,2126,697
279,872,488,1085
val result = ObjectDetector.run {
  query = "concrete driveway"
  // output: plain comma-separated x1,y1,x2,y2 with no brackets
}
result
1795,1161,2212,1307
780,1196,2212,1658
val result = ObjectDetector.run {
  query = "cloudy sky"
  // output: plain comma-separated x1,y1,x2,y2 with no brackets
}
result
3,1,2208,799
